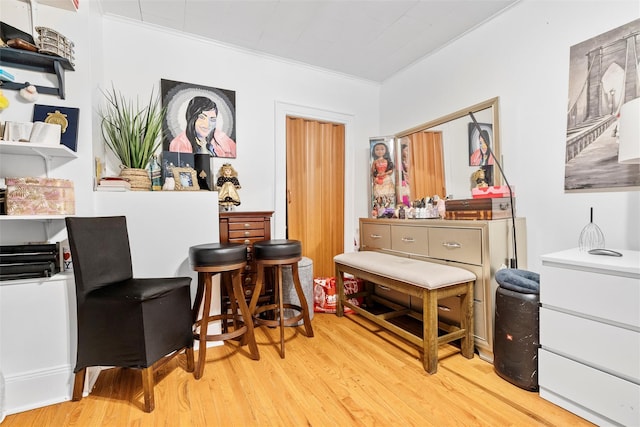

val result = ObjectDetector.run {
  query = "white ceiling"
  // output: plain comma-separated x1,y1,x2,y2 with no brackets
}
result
97,0,519,82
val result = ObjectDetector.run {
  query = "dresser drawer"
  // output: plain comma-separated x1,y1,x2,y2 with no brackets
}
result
229,228,266,240
539,349,640,427
361,223,391,250
540,307,640,381
228,220,266,230
428,227,482,265
391,225,429,256
540,266,640,328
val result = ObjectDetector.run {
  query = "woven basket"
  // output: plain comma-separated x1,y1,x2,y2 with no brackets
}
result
119,167,151,191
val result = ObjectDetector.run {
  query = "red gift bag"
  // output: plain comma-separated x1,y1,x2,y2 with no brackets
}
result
313,276,363,314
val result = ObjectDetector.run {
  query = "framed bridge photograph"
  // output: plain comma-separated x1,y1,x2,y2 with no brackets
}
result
564,18,640,192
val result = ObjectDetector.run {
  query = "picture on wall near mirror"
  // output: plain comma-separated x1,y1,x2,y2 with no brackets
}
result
468,122,493,166
369,136,396,218
161,79,237,158
565,18,640,191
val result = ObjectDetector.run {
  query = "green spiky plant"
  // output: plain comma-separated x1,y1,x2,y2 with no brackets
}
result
99,86,165,169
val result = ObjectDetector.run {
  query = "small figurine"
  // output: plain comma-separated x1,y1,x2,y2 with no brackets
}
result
216,163,241,211
19,85,38,102
471,168,489,189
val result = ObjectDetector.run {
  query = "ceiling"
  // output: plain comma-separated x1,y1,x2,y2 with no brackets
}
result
97,0,519,82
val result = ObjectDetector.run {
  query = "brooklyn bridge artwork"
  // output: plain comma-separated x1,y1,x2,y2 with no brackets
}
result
565,18,639,191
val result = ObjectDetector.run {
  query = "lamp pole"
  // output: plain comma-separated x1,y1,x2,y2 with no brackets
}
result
610,89,615,115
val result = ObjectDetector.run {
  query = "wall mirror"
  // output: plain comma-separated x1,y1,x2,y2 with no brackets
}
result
396,97,501,202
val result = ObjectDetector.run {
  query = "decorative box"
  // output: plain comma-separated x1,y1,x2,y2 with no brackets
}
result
445,197,515,220
5,177,75,215
472,185,515,199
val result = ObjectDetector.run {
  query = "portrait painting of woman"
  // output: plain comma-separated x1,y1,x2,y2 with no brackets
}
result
161,79,237,158
468,123,494,166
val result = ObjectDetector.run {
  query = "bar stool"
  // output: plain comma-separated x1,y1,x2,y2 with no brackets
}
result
189,243,259,379
248,239,314,358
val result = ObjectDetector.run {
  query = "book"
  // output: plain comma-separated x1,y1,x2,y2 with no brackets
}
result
98,179,131,190
1,121,62,145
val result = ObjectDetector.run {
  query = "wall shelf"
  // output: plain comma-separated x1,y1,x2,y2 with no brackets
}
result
0,48,75,99
0,140,77,158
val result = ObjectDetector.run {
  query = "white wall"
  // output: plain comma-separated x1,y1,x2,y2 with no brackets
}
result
380,0,640,272
97,16,381,251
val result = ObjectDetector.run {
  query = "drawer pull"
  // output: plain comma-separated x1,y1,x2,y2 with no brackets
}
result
379,285,391,291
438,305,451,312
244,288,252,296
244,231,250,237
244,239,250,245
243,223,251,228
442,241,461,249
401,237,415,243
369,234,382,239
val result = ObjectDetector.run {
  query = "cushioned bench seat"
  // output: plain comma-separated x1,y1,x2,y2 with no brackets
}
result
334,251,476,374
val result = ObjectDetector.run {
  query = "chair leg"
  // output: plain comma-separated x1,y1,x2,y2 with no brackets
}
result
232,269,260,360
195,273,214,380
72,369,86,401
291,263,314,338
185,347,195,372
277,266,286,358
141,367,155,413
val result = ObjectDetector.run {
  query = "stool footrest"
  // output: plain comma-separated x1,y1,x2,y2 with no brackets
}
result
254,303,304,328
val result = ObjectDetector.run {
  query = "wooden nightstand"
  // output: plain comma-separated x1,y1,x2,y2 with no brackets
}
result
219,211,274,309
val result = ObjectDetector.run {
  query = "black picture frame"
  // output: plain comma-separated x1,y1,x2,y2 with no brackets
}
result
468,122,493,166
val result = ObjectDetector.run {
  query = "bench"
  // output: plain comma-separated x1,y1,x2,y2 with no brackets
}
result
334,251,476,374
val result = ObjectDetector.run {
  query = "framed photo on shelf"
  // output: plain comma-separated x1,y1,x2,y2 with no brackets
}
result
173,167,200,191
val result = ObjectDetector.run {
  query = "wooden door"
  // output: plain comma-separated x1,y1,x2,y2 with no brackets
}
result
408,131,446,199
286,117,345,277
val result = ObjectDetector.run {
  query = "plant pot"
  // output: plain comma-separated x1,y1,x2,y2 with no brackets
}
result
119,167,151,191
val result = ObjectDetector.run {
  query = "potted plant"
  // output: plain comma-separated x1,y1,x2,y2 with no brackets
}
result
99,86,165,190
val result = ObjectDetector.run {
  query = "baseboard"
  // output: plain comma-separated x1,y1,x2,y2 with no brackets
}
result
4,364,73,415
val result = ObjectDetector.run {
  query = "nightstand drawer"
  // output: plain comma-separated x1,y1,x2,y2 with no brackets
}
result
428,227,482,265
228,220,266,230
541,307,640,381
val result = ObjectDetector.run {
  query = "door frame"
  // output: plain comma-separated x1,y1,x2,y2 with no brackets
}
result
274,101,355,253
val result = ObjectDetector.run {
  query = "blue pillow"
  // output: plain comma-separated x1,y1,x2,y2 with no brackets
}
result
495,268,540,294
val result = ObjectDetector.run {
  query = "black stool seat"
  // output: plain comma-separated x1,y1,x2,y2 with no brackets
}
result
253,239,301,260
189,242,259,380
189,243,248,267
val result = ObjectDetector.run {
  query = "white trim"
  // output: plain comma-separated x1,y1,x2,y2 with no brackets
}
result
274,101,356,253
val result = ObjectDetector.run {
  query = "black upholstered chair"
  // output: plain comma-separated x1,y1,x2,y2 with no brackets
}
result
65,216,194,412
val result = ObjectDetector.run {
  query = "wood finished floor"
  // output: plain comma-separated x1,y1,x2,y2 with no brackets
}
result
3,313,594,427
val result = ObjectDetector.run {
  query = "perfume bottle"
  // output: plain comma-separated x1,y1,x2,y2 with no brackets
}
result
150,155,162,191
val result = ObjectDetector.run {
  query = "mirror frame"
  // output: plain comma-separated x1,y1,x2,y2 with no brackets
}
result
395,97,502,192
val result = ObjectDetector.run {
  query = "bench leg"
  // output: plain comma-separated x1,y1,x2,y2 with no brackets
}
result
335,266,345,317
460,281,474,359
422,289,438,374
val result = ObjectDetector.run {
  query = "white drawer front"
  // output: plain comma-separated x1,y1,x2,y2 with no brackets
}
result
540,265,640,328
428,227,482,265
540,307,640,382
539,349,640,427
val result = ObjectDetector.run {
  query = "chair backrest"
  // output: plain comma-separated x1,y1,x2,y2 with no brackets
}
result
65,216,133,301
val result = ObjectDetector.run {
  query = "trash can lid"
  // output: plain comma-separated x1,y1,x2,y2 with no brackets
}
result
495,268,540,294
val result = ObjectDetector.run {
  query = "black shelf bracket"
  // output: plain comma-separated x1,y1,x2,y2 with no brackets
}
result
0,47,74,99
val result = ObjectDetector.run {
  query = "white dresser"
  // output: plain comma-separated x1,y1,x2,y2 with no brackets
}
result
539,248,640,427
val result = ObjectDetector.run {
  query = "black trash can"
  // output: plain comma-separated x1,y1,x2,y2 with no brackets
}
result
493,268,540,391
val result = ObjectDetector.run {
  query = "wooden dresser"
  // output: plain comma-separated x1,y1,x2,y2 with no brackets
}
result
219,211,274,307
539,248,639,426
359,217,527,362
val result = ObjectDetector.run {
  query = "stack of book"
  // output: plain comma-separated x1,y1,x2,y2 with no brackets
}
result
96,177,131,192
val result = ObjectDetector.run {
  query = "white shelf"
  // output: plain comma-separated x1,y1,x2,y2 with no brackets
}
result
37,0,78,11
0,215,69,221
0,271,73,287
0,140,78,159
